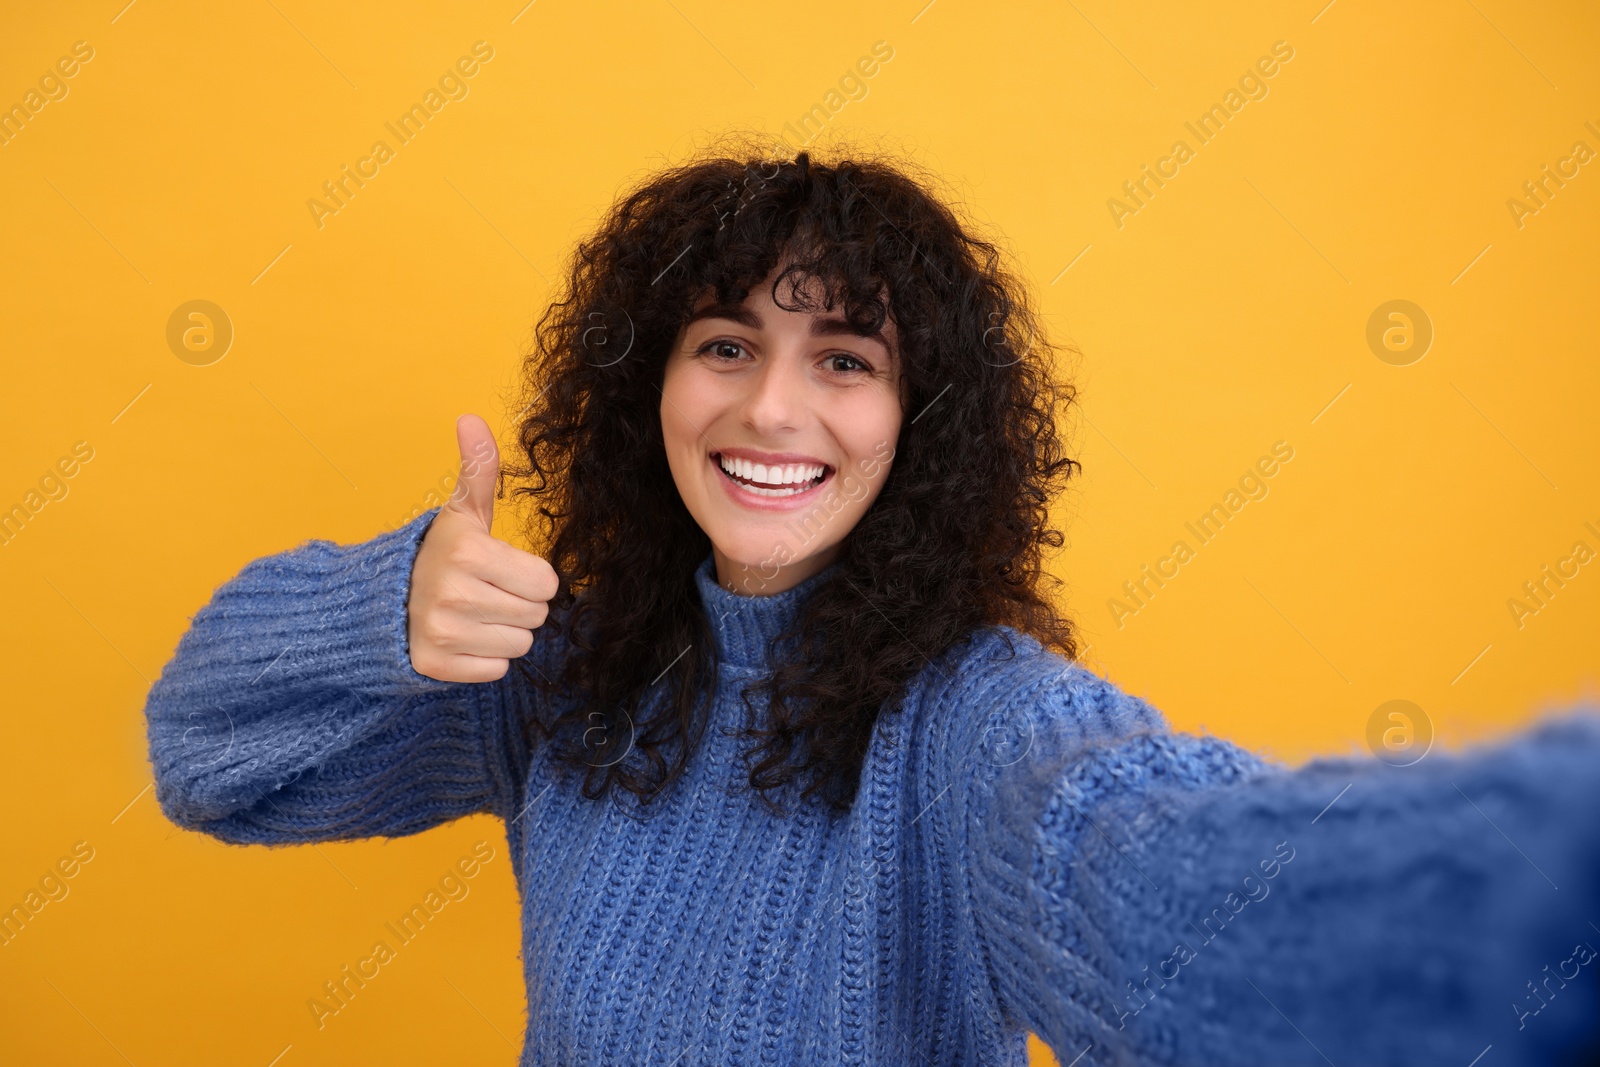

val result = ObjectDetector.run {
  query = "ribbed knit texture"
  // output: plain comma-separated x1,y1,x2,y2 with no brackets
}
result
144,507,1600,1066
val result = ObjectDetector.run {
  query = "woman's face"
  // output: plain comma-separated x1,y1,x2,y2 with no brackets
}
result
659,262,904,596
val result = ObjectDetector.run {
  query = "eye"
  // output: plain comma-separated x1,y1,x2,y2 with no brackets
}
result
824,352,871,374
693,339,875,375
696,339,749,362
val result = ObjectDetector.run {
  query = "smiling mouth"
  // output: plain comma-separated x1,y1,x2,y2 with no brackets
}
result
711,453,832,498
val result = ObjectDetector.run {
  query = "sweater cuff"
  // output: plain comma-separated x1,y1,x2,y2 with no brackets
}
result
976,725,1269,1064
339,506,455,694
997,713,1600,1067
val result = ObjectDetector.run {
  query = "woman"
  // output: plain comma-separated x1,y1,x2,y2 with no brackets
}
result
143,145,1600,1065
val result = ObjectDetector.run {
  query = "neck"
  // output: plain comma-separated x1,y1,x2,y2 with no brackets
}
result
712,544,841,597
694,551,840,668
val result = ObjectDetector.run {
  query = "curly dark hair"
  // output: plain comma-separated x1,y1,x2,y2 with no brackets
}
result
500,133,1082,815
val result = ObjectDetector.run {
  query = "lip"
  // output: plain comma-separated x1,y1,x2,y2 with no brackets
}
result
714,446,829,466
709,450,834,512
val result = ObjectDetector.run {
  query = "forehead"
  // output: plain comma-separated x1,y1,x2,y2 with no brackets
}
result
683,281,898,345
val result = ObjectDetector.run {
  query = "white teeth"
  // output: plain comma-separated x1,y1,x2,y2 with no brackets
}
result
716,454,826,493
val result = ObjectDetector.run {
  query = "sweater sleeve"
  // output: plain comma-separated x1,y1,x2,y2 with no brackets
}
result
142,506,556,845
951,656,1600,1067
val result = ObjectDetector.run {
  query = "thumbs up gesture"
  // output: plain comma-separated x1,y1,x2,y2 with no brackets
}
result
407,414,560,683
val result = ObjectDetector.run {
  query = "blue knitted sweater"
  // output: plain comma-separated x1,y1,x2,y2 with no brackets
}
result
144,507,1600,1066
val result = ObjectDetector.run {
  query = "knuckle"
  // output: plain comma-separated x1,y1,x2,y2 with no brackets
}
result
421,617,456,652
444,538,481,572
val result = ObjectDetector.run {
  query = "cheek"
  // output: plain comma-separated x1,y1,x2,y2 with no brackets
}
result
836,409,900,496
658,364,706,449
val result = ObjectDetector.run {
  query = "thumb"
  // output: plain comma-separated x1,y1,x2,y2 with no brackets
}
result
449,413,501,533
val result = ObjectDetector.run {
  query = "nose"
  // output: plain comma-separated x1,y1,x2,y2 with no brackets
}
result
739,348,807,436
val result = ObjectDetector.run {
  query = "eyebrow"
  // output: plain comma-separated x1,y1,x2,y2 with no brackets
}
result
686,302,892,352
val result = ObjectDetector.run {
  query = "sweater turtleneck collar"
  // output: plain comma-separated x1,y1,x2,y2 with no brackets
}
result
692,552,840,670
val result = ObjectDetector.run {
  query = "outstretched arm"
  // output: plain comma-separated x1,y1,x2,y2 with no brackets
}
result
949,656,1600,1066
143,507,553,845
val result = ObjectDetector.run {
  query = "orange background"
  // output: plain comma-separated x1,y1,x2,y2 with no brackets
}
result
2,1,1597,1064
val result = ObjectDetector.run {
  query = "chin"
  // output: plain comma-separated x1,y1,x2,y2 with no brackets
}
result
714,527,838,579
717,529,808,570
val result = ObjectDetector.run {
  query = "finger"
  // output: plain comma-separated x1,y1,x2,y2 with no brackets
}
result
432,653,513,684
448,413,500,534
441,576,550,630
466,539,561,604
442,619,537,661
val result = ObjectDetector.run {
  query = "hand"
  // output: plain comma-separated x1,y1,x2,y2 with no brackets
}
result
407,414,560,682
